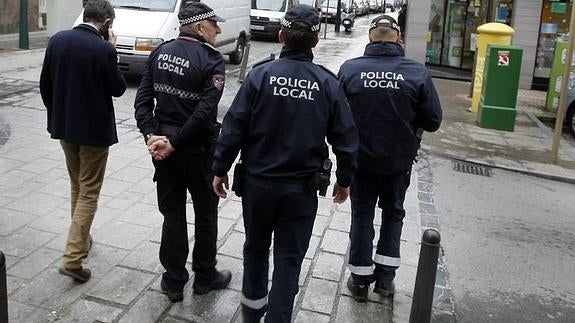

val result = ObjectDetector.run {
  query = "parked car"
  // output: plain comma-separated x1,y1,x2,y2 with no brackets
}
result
367,0,383,13
74,0,251,75
250,0,299,39
353,1,369,16
319,1,338,23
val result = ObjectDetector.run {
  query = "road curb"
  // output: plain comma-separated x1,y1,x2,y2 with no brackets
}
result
428,151,575,185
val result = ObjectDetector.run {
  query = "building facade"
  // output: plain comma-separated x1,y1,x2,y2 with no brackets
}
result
405,0,571,90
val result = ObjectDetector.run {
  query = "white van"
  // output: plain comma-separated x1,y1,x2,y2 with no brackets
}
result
250,0,300,38
75,0,250,75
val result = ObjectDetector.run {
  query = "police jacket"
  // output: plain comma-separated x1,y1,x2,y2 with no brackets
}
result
213,47,359,187
338,41,442,175
134,33,225,150
40,24,126,147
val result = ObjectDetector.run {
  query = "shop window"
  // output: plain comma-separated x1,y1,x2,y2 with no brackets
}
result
426,0,513,70
534,1,572,83
426,0,446,64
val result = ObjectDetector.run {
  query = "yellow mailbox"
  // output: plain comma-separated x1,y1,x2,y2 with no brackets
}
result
471,22,515,112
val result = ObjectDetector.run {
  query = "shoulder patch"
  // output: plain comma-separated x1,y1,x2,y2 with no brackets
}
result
317,64,338,79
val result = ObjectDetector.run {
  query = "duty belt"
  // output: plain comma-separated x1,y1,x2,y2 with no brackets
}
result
157,124,181,137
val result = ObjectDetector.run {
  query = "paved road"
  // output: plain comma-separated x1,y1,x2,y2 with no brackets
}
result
429,154,575,322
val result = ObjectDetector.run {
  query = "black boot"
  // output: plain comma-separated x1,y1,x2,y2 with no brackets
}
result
347,276,369,302
192,269,232,295
374,280,395,297
160,278,184,302
241,304,267,323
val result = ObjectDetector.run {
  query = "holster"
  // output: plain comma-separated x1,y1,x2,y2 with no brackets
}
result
308,159,332,197
231,161,244,197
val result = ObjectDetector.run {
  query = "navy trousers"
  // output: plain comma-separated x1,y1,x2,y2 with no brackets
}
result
241,176,317,323
153,147,219,292
349,169,411,284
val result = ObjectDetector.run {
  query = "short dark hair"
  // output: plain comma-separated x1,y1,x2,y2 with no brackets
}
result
281,22,318,50
83,0,115,23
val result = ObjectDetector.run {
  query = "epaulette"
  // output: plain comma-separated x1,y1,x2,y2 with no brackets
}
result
317,64,338,79
151,39,175,55
202,42,220,52
251,55,275,68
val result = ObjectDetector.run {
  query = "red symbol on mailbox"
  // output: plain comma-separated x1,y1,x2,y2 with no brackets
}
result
498,51,510,66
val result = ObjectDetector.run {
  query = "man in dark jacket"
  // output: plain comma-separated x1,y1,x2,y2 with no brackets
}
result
134,2,231,303
338,15,442,301
39,0,126,283
212,5,358,322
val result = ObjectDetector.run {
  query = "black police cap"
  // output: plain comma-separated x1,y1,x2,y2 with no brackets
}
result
281,4,321,33
178,1,225,26
369,15,401,33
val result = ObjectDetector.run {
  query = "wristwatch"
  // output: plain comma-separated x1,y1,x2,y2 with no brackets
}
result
145,133,154,141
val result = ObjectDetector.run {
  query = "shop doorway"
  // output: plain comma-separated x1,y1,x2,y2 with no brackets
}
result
426,0,513,70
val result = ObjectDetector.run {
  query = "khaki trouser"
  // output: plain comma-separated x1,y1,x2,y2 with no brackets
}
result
60,141,108,269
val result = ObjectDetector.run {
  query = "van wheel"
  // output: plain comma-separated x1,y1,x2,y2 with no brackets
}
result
567,102,575,137
229,36,246,65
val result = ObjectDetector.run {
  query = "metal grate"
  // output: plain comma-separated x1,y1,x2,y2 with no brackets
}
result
452,160,492,177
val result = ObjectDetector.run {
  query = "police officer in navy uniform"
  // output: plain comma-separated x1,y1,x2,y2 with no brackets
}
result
212,5,358,322
134,2,231,303
338,15,442,301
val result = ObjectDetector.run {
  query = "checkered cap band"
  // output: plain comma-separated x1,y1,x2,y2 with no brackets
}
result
281,18,320,32
179,10,216,26
369,18,401,32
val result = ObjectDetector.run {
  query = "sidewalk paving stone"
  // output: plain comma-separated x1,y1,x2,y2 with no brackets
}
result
86,266,155,305
169,288,241,322
0,208,36,235
82,244,130,279
57,299,123,322
0,227,55,257
7,300,55,322
312,252,345,282
119,240,163,274
118,291,172,323
321,229,350,255
294,309,331,323
93,220,155,250
7,247,60,279
301,277,339,314
335,295,392,323
12,267,99,309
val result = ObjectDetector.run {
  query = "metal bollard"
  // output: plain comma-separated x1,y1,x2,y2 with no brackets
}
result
1,251,8,323
238,42,251,83
409,229,441,323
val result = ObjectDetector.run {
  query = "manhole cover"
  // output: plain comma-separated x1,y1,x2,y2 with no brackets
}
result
452,160,492,177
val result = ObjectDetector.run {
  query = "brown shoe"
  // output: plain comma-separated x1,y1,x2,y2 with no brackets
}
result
59,266,91,283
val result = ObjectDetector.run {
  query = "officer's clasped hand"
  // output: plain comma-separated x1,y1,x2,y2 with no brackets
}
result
147,135,173,160
212,175,229,199
332,183,349,204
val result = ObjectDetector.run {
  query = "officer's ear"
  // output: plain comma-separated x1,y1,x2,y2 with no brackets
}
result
311,34,319,48
278,30,287,45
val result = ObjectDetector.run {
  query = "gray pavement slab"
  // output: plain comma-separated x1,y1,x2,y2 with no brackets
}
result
86,266,155,305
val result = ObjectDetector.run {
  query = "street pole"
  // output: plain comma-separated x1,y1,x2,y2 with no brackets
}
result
324,0,329,39
335,0,341,33
19,0,30,49
550,3,575,164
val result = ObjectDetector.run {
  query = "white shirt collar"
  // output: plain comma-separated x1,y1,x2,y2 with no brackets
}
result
81,22,100,32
